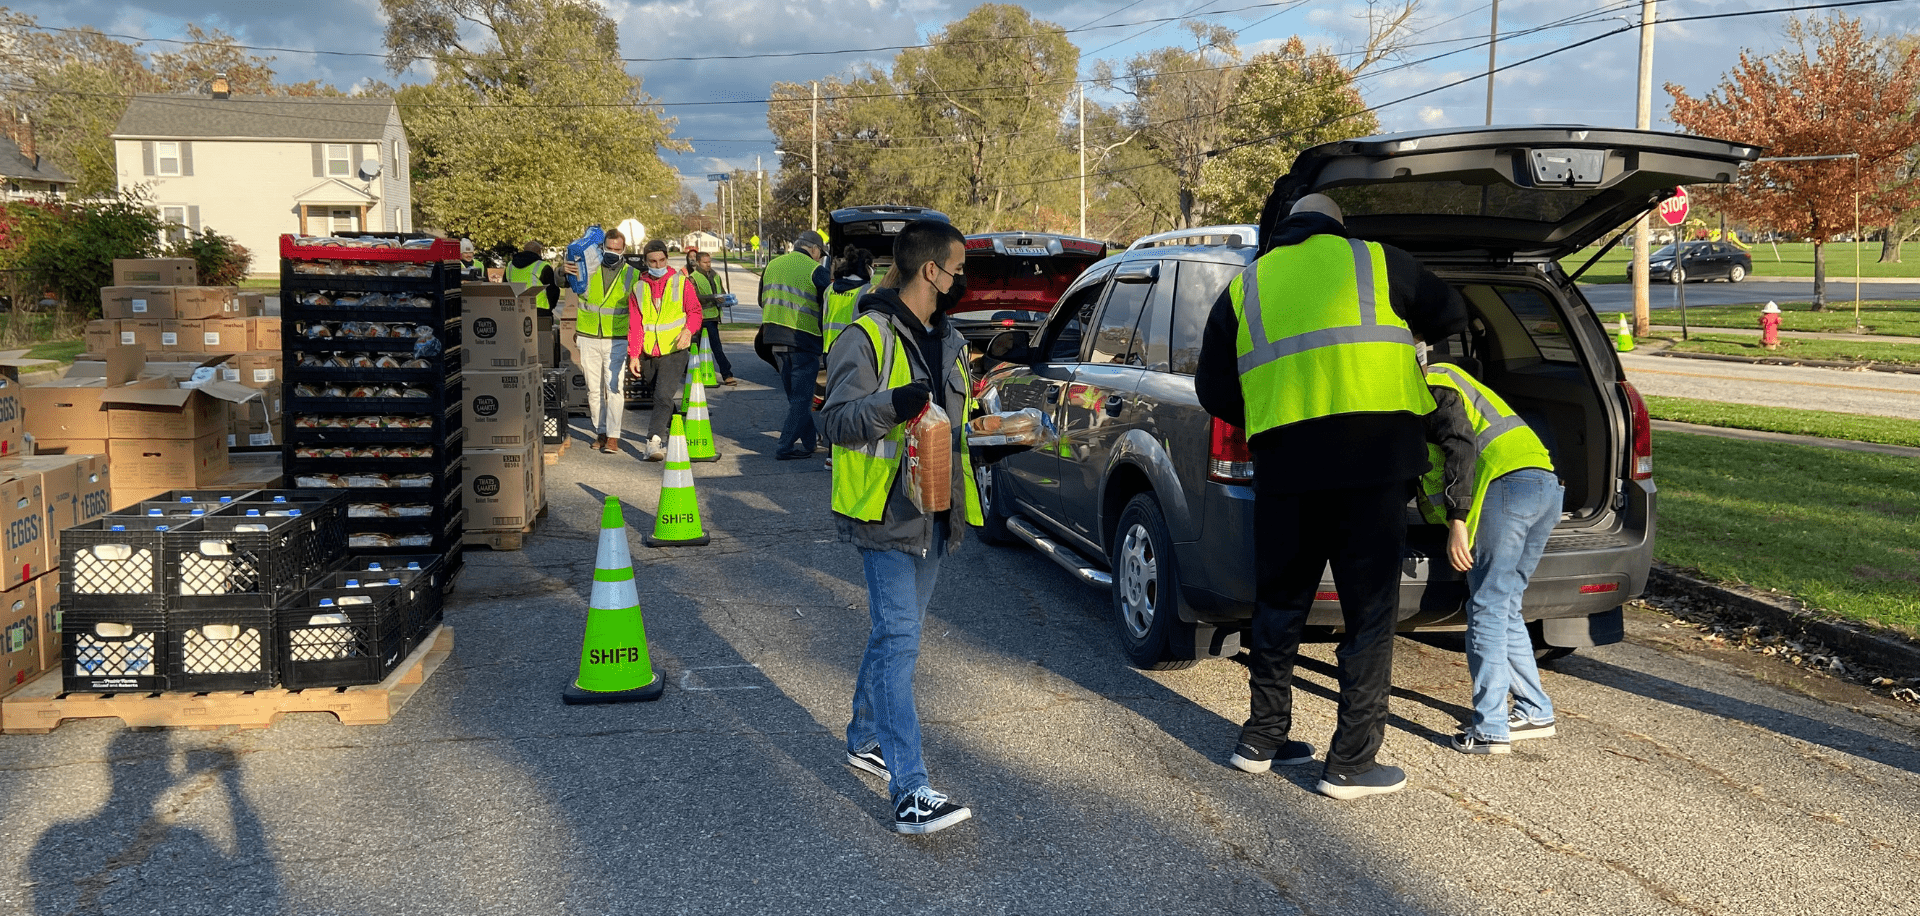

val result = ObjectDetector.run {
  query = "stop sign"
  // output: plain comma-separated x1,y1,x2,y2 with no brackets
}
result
1657,187,1690,227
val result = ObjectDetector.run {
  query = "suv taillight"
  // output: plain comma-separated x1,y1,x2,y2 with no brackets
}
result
1208,418,1255,483
1620,381,1653,480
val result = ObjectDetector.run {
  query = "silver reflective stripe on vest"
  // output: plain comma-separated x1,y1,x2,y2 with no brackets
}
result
1236,240,1413,375
1430,364,1525,448
849,318,903,460
850,438,900,459
765,283,816,302
643,322,682,333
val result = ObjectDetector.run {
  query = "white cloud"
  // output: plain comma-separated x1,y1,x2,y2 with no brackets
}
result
1417,106,1447,125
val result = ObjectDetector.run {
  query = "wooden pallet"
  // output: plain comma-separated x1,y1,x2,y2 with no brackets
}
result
0,626,455,734
463,503,546,550
543,437,569,464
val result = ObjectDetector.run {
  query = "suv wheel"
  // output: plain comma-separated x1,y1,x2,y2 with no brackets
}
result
1111,493,1198,671
1727,264,1746,282
974,463,1015,545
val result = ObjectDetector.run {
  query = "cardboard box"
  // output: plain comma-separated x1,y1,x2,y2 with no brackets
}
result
0,471,48,586
100,286,233,320
31,439,107,457
105,386,226,440
466,368,541,447
36,572,60,676
118,318,164,350
0,575,45,693
463,282,540,369
0,373,20,459
74,455,110,526
464,445,537,530
18,454,82,546
236,291,276,317
85,320,117,354
227,397,276,449
108,432,226,509
201,318,250,352
219,352,282,389
24,380,110,440
249,317,282,351
113,257,197,286
537,312,558,367
175,287,239,319
159,318,202,352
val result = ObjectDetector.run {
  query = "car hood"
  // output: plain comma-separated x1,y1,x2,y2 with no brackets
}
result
1268,126,1761,260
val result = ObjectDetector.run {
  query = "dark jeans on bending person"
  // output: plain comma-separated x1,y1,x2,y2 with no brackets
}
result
1240,481,1410,776
635,348,689,443
701,319,735,380
774,348,819,457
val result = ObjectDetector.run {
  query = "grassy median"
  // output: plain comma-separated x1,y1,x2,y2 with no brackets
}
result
1654,430,1920,635
1662,300,1920,337
1645,396,1920,448
1567,241,1920,283
1653,332,1920,366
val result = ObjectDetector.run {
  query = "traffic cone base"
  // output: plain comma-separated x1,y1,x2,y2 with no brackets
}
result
647,414,711,547
565,497,666,704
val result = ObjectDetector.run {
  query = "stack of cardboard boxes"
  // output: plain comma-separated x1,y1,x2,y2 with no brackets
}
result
462,283,547,541
0,453,113,695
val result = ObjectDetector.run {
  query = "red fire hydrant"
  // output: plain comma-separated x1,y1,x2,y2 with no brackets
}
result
1760,301,1782,350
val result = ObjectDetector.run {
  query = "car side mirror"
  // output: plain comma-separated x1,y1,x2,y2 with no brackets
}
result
986,329,1033,364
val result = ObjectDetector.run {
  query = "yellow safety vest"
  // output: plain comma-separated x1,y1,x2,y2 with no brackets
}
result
635,273,689,357
577,264,633,338
762,251,823,337
830,314,986,528
505,259,553,310
821,281,873,354
690,269,725,320
1231,235,1434,438
1418,364,1557,544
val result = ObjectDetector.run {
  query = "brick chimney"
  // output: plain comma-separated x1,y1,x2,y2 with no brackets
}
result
211,73,231,100
17,115,36,170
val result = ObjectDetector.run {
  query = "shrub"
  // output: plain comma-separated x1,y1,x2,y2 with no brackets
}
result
165,228,252,287
10,191,164,315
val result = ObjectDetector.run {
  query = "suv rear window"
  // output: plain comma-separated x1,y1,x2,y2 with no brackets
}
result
1169,260,1243,375
1326,181,1599,224
1459,284,1581,365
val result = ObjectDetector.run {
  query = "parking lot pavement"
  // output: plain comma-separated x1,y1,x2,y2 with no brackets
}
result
3,359,1917,916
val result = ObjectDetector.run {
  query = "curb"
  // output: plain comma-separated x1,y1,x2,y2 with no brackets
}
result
1647,563,1920,679
1648,349,1920,375
1648,420,1920,458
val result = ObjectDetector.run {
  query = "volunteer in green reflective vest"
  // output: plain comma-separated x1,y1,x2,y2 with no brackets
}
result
689,250,736,385
819,219,981,836
563,228,636,453
1417,356,1561,757
505,240,558,312
1195,193,1465,801
822,245,876,354
759,231,830,460
625,239,703,461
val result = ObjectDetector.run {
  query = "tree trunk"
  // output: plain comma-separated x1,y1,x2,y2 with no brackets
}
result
1881,225,1903,263
1811,239,1827,311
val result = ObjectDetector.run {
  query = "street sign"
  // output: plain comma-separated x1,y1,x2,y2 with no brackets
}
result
707,173,731,182
1657,187,1690,227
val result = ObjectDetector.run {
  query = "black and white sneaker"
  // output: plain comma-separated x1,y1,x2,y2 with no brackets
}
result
1508,714,1557,741
893,786,971,835
1450,730,1512,755
847,746,890,781
1228,740,1316,773
1315,764,1408,800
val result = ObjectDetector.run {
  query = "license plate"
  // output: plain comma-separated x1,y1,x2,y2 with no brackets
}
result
1005,246,1049,256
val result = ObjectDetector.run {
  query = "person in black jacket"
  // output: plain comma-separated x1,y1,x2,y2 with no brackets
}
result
1195,193,1466,800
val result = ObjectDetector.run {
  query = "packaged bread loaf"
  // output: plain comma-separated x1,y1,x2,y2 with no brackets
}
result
904,402,953,513
967,407,1055,447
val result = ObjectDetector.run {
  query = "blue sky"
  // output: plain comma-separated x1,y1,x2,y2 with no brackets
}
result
12,0,1918,201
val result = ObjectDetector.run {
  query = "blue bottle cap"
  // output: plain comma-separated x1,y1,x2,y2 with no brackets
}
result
288,509,302,516
273,496,288,502
246,509,260,516
110,525,125,531
319,598,334,606
179,497,192,503
220,496,233,502
406,562,420,570
147,509,162,516
346,579,359,587
387,578,401,586
368,562,383,571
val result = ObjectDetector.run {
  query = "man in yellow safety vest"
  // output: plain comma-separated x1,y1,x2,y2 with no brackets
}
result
1195,193,1465,800
689,250,735,385
626,239,703,461
759,230,830,460
822,246,876,354
820,219,982,835
563,228,634,453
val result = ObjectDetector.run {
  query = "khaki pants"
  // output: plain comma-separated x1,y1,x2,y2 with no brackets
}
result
576,334,628,440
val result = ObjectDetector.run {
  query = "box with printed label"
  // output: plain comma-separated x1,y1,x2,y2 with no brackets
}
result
104,386,226,440
35,571,60,676
0,575,45,694
0,374,20,459
108,433,226,508
74,455,110,526
200,318,249,352
18,454,82,545
172,287,238,319
159,318,203,352
219,352,282,389
113,258,197,286
118,318,165,350
236,291,276,317
466,368,541,447
227,395,275,449
464,445,536,529
101,287,174,320
85,320,117,355
0,471,48,586
462,282,540,369
249,317,282,351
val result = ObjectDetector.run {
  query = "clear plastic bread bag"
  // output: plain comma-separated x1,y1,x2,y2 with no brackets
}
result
903,402,953,514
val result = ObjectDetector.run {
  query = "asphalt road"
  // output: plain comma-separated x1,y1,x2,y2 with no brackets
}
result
4,357,1917,916
1621,351,1920,420
1578,279,1920,312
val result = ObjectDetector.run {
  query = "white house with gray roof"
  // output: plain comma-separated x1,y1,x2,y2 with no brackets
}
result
1,135,73,201
112,92,412,273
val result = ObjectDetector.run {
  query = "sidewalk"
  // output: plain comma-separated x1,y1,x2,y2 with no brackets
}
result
1649,325,1920,345
1651,419,1920,458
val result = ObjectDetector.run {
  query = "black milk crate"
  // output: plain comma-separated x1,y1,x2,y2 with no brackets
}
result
169,605,280,691
280,261,464,299
124,500,227,522
277,584,411,688
543,407,567,445
113,491,258,514
543,367,570,409
64,599,169,693
289,457,465,515
62,518,181,604
284,362,459,389
347,509,465,557
286,374,463,417
168,512,346,611
334,550,451,637
285,402,463,449
314,567,436,648
286,315,461,353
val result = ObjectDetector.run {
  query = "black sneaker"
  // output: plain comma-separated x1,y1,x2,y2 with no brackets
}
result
893,786,971,835
846,746,890,781
1227,739,1316,773
1508,714,1557,741
1450,730,1512,755
1315,764,1408,800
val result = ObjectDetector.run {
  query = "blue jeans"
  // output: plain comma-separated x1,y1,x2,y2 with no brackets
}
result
1464,468,1561,739
775,349,819,455
847,527,945,802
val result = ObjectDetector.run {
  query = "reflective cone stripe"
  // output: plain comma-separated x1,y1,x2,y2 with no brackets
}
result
684,375,719,462
646,414,711,548
564,497,665,704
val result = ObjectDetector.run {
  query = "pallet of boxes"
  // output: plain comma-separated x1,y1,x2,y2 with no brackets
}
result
461,281,548,549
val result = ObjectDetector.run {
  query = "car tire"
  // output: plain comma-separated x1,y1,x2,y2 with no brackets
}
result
1727,264,1746,283
1111,493,1199,671
1669,267,1686,284
974,462,1015,546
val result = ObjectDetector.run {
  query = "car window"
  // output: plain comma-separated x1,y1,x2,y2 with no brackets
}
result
1135,263,1176,372
1169,260,1244,375
1039,274,1110,362
1460,284,1581,365
1089,269,1153,364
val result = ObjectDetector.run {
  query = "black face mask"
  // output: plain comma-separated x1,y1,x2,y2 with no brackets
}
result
600,251,624,268
935,269,967,314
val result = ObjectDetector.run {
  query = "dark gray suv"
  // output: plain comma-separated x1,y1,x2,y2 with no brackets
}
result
975,126,1758,669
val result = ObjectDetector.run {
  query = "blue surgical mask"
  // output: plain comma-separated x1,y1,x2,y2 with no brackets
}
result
647,267,668,278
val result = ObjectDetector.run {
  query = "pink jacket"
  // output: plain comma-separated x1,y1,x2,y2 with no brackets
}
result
628,267,704,357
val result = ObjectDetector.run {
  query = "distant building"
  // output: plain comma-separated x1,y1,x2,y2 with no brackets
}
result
0,135,74,202
681,231,723,254
112,90,412,273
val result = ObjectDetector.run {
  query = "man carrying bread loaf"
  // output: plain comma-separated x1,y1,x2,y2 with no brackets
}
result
820,219,983,835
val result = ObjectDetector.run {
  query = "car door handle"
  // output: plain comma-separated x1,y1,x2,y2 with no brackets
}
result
1045,384,1061,403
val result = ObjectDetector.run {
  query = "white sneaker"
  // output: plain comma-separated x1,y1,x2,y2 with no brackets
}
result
645,436,665,461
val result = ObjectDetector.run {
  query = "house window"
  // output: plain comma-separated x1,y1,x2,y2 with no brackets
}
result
156,142,181,176
326,145,351,177
331,208,359,233
161,206,189,244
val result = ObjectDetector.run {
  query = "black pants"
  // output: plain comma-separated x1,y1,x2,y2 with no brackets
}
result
635,348,689,442
701,319,735,379
1241,481,1409,775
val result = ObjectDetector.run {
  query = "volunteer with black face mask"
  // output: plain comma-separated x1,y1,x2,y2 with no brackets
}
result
563,229,637,452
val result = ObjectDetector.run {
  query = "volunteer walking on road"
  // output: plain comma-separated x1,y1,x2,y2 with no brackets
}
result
1195,193,1465,800
565,229,636,453
627,239,703,461
1417,357,1561,755
821,219,983,835
760,231,831,460
689,250,736,385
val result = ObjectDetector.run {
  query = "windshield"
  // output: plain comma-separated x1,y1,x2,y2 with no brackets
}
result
1651,242,1707,259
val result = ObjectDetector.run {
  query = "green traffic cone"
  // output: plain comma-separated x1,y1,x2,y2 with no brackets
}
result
1615,313,1636,352
645,415,711,548
684,375,719,462
563,497,665,704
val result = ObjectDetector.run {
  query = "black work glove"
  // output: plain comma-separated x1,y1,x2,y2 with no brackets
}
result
890,380,932,420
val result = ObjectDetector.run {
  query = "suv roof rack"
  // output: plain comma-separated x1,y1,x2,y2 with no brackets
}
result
1124,224,1258,252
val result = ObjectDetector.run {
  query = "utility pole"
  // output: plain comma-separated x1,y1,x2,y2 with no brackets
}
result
810,80,820,233
1078,86,1088,238
1484,0,1499,125
1631,0,1657,336
756,154,764,268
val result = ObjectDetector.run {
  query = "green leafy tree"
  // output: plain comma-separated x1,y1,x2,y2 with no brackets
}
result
6,190,165,317
1196,37,1377,224
164,228,253,287
1100,23,1243,230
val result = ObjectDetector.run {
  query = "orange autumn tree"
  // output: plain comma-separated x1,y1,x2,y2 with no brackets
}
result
1667,15,1920,309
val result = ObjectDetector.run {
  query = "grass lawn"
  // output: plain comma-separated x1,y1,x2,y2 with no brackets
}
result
24,338,85,365
1565,240,1920,283
1654,332,1920,366
238,278,279,289
1654,430,1920,635
1659,300,1920,338
1644,395,1920,448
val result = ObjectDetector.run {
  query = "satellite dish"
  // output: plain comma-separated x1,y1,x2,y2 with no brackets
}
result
357,159,382,182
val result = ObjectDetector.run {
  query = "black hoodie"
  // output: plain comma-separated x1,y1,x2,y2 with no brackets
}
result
1192,212,1467,494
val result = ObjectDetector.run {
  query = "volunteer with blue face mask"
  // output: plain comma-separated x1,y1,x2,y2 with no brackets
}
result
626,239,704,461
